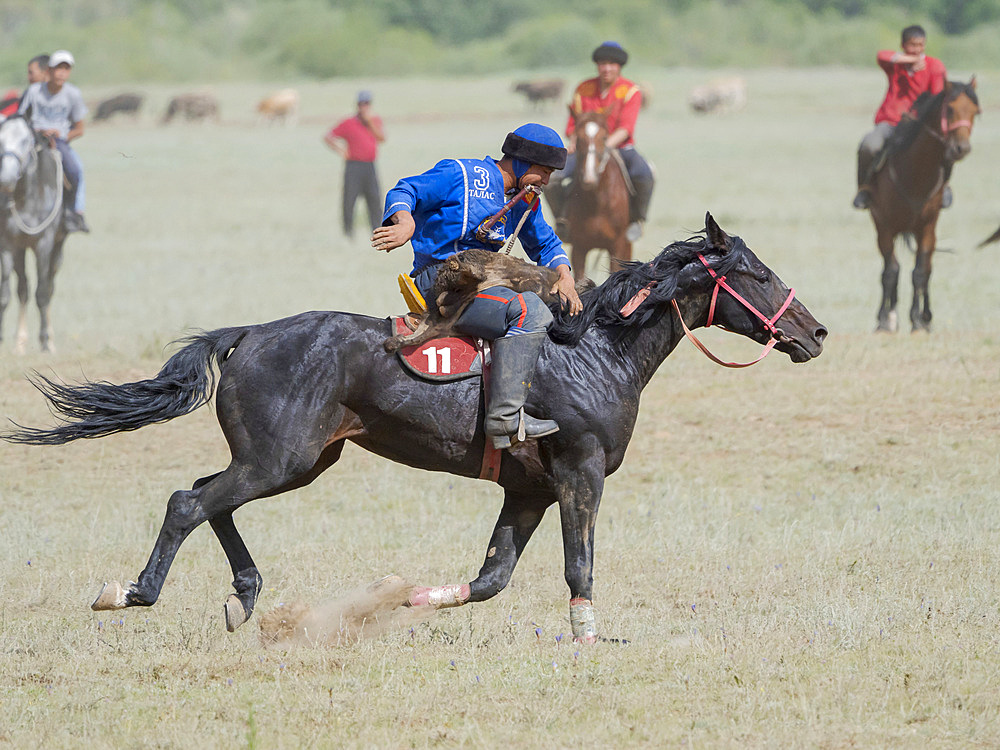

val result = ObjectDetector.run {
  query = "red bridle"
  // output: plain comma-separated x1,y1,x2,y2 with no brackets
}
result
620,253,796,368
942,112,974,135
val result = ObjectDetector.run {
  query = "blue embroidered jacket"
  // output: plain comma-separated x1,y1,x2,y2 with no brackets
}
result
382,156,570,276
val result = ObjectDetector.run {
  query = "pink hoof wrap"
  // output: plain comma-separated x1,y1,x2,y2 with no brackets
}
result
569,597,597,643
409,583,471,609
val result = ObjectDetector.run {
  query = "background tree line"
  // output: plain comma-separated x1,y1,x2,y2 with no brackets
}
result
1,0,996,84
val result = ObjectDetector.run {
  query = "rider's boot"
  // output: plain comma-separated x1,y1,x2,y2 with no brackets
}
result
485,332,559,450
941,184,953,209
853,150,874,209
62,187,90,234
627,175,654,242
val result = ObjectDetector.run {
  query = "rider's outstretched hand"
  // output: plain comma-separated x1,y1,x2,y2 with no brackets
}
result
371,211,415,252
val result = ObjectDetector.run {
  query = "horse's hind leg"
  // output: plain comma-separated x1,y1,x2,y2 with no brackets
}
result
875,228,899,332
211,512,264,632
92,461,300,612
408,490,549,608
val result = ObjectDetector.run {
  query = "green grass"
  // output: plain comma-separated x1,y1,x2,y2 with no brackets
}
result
1,68,1000,747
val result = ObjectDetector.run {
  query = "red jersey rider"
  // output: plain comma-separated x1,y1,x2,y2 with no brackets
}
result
853,25,947,210
547,41,654,243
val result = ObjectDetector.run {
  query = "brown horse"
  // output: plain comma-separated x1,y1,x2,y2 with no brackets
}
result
560,111,631,281
866,78,980,332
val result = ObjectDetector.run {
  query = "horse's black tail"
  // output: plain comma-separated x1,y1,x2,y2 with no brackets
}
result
3,327,248,445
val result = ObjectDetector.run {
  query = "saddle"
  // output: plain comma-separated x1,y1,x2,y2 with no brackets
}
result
389,315,503,482
390,315,485,381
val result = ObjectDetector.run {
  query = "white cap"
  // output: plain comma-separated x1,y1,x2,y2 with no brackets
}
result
49,50,75,68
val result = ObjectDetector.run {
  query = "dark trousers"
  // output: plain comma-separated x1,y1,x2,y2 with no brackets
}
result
412,264,553,337
343,160,380,237
549,146,654,223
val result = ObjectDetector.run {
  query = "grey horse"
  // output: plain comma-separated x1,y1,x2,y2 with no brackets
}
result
0,113,69,353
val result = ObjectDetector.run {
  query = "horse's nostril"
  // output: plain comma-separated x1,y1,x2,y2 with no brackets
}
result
814,326,828,344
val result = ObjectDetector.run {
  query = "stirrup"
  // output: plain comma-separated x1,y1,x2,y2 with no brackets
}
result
490,408,559,450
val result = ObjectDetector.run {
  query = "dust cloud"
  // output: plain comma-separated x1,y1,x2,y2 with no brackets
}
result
259,575,432,646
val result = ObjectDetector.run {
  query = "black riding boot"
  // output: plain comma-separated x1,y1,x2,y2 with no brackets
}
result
853,149,875,209
62,186,89,233
627,176,654,241
485,333,559,450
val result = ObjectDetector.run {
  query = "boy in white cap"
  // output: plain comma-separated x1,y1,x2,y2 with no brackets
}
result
18,49,89,233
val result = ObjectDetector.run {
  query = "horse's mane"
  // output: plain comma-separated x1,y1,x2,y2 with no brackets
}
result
886,81,979,157
548,232,746,346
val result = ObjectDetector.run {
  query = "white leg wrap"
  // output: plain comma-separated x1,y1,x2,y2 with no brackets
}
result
570,597,597,642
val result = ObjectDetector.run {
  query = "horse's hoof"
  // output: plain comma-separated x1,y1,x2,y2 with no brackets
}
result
224,594,249,632
407,583,470,608
91,580,128,611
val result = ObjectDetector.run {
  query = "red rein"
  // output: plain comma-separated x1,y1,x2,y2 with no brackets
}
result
620,253,795,369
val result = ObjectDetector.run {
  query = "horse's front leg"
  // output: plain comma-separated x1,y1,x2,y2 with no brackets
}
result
911,222,936,332
875,225,899,332
611,235,633,274
408,490,549,608
12,247,29,353
554,440,606,643
571,241,589,282
33,237,64,353
0,250,11,346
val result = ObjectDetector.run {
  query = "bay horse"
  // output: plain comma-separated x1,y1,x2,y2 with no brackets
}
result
866,78,980,332
3,214,827,642
559,111,632,281
0,113,70,353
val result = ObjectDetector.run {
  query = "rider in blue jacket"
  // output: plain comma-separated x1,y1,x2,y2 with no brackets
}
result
372,123,582,450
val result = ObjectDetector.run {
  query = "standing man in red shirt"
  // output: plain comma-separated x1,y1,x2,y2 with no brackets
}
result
547,41,654,243
324,90,385,238
853,25,947,209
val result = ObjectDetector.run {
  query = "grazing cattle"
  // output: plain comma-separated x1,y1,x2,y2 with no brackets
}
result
513,79,565,108
256,88,299,126
93,93,144,122
689,77,748,115
162,93,219,124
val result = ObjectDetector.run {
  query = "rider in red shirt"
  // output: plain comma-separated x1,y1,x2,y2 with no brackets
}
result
547,41,654,243
853,25,947,209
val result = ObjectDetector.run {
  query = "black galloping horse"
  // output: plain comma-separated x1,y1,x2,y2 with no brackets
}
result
0,113,70,352
866,79,980,332
4,215,826,642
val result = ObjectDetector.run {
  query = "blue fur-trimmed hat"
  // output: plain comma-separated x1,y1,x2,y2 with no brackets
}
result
592,41,628,66
501,123,567,170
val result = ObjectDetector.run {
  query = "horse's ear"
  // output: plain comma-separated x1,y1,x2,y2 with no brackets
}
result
970,75,977,90
705,212,729,251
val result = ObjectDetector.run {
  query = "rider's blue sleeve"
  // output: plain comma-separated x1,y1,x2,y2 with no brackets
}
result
382,159,458,225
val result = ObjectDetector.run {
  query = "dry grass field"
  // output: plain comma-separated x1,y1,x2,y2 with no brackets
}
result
1,68,999,748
